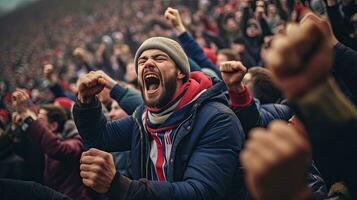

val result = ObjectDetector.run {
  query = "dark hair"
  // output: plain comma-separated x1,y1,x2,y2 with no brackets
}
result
246,67,282,104
40,104,67,133
218,49,238,61
233,36,246,46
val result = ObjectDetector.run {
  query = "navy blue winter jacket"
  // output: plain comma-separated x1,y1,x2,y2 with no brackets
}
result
178,32,222,79
73,81,247,200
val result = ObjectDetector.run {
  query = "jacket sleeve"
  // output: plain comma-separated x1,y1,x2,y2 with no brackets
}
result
331,42,357,104
110,84,143,115
72,98,133,151
26,120,83,161
240,6,250,38
326,5,357,51
229,88,293,134
177,32,222,79
49,83,66,98
108,110,245,200
293,77,357,191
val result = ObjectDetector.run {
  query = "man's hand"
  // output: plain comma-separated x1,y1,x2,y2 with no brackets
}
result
96,70,117,90
12,112,23,126
164,7,186,35
77,71,108,103
80,148,116,193
240,120,312,200
265,12,335,99
220,61,247,93
12,89,37,120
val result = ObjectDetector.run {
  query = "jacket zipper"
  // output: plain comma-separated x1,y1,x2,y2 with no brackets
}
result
133,111,151,179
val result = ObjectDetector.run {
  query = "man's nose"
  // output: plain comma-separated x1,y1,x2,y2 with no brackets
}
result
143,58,156,69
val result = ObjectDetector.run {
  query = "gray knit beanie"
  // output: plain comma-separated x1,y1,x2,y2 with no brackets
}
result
134,37,190,79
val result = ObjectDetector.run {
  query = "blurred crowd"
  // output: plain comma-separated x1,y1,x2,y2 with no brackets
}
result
0,0,357,199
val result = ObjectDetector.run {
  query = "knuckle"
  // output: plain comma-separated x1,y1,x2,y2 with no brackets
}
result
91,173,98,180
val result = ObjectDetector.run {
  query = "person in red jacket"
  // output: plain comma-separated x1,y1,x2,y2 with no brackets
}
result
12,89,91,200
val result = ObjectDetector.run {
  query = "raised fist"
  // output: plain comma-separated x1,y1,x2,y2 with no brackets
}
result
164,7,186,35
264,12,334,99
12,89,37,120
95,70,117,89
12,89,30,114
80,148,116,193
241,120,312,200
220,61,247,93
77,71,107,103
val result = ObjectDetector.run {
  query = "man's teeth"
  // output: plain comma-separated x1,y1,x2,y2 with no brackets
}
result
145,74,158,79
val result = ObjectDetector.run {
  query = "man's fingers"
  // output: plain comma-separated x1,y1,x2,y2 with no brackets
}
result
79,72,105,89
80,155,105,165
81,148,113,164
12,89,30,107
80,163,101,172
80,170,96,180
268,121,310,153
300,12,321,26
220,61,246,73
285,23,299,36
82,178,94,188
240,145,266,177
166,7,178,15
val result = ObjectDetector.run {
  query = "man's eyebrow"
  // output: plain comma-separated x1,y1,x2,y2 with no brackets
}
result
138,55,148,60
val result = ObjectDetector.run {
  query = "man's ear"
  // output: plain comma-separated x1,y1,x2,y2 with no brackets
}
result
49,122,59,132
177,70,186,80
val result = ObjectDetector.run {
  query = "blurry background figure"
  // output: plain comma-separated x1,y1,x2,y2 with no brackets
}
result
107,100,131,177
243,67,283,104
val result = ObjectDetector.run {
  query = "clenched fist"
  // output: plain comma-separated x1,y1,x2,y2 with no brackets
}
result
220,61,247,93
164,7,186,35
12,89,37,120
80,148,116,193
265,12,335,99
77,71,108,104
241,120,312,200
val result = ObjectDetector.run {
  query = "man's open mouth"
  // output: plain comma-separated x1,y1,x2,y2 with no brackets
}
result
144,73,160,93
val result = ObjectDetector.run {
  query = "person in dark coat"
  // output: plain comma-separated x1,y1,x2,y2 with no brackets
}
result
0,132,24,180
0,178,72,200
73,37,247,200
11,92,92,200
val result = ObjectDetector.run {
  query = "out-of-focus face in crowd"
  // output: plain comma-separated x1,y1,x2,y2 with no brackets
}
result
108,101,128,120
246,20,260,38
126,62,137,83
38,109,52,130
98,88,112,106
268,4,277,16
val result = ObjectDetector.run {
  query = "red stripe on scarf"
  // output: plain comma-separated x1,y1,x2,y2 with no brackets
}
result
174,72,212,111
151,133,166,181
